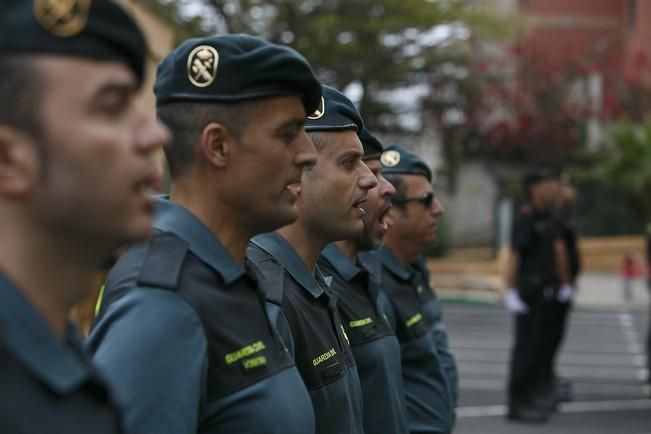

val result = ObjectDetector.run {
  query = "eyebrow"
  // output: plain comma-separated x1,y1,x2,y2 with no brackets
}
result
92,80,137,99
276,117,306,132
338,149,363,161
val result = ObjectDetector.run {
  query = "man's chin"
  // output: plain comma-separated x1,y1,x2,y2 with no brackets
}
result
123,216,155,243
262,207,298,233
354,225,383,251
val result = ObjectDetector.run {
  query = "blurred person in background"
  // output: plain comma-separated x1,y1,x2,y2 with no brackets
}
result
504,170,571,423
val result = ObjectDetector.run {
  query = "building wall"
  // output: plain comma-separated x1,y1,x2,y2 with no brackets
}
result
626,0,651,86
521,0,626,18
117,0,175,113
438,162,499,247
519,0,626,70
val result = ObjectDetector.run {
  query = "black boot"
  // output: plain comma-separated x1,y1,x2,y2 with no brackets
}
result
507,402,550,423
556,377,573,402
532,382,559,412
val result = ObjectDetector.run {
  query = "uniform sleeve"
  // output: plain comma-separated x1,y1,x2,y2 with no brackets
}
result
87,289,208,434
550,213,565,241
432,321,458,408
511,213,531,251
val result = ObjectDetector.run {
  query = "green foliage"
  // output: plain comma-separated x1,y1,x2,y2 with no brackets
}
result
139,0,207,44
141,0,513,132
572,121,651,226
576,122,651,199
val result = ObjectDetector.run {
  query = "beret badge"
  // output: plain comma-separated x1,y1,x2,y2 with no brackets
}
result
307,96,325,120
381,150,400,167
34,0,91,37
187,45,219,88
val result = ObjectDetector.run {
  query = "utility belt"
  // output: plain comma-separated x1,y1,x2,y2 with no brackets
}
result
518,274,558,303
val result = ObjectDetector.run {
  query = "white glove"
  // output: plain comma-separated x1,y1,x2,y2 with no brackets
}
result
557,284,575,303
504,289,529,314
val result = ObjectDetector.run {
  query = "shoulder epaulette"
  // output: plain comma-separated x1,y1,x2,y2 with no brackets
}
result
137,232,189,290
248,253,285,306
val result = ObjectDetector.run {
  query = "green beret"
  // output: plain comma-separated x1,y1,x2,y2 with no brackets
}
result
359,128,383,157
380,144,432,181
1,0,147,86
154,34,321,114
305,85,364,133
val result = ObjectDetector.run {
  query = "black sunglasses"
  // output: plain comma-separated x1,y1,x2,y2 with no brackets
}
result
392,192,435,208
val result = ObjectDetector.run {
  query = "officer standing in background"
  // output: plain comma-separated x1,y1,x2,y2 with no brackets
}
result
247,85,376,434
540,175,581,403
0,1,169,432
362,144,458,434
318,129,410,434
504,170,571,423
89,35,322,434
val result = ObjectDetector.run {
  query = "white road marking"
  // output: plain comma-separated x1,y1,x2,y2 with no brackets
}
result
457,399,651,418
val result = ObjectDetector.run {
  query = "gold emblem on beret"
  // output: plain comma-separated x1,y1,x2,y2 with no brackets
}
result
34,0,91,38
307,96,325,120
381,150,400,167
187,45,219,88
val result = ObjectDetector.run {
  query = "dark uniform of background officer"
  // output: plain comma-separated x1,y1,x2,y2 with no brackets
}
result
317,129,409,434
89,35,322,434
0,1,169,432
539,175,581,403
363,144,458,434
504,170,571,423
247,84,376,434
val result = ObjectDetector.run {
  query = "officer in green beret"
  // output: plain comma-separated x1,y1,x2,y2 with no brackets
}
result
88,34,321,434
317,129,410,434
247,84,376,434
362,144,458,434
0,1,169,432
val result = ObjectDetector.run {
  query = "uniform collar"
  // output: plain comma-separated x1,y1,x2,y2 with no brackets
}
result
321,243,362,282
251,232,326,298
0,272,92,394
375,245,413,281
153,197,246,285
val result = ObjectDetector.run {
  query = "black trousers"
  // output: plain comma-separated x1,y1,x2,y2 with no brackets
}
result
508,291,547,406
538,297,572,386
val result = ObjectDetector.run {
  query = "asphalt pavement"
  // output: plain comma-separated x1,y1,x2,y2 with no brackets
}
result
444,301,651,434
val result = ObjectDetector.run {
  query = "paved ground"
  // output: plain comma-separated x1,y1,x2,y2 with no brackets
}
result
444,301,651,434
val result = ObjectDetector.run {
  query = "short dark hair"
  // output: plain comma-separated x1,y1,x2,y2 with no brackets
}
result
157,100,255,180
385,174,408,204
307,131,336,152
0,56,44,135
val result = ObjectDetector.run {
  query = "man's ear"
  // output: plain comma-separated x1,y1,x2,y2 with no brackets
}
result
0,126,39,197
198,122,234,169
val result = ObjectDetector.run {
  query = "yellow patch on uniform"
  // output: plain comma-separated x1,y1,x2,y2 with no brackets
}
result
187,45,219,88
349,317,373,328
313,348,337,366
307,96,325,120
34,0,91,38
225,340,265,365
381,150,400,167
406,313,423,328
242,356,267,370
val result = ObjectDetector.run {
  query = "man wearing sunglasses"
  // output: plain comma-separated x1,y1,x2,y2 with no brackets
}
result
317,129,409,434
362,144,457,434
